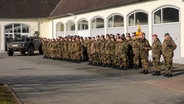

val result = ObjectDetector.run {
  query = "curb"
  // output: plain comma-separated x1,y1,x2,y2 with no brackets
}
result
4,84,24,104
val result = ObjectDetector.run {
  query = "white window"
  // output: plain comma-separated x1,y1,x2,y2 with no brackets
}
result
56,22,64,32
5,24,29,38
154,7,179,24
91,17,104,29
128,12,148,26
108,15,124,27
78,20,88,30
66,21,75,31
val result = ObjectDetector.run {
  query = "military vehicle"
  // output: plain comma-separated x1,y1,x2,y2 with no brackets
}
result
7,36,43,56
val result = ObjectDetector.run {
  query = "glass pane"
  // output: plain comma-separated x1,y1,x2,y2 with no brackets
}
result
14,24,21,33
78,20,88,30
129,14,134,26
60,23,64,31
163,8,179,23
91,19,96,29
114,15,124,27
108,17,113,27
5,25,13,33
22,24,29,33
67,22,75,31
154,9,161,24
135,12,148,25
56,23,64,32
96,18,104,29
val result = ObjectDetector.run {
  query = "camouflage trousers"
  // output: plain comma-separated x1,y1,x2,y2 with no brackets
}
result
118,54,128,67
140,57,149,70
163,56,173,74
152,57,161,71
63,52,69,59
133,53,139,65
74,51,82,60
113,56,119,66
93,53,101,63
105,53,113,64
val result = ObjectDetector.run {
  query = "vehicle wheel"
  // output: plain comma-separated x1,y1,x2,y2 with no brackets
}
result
7,50,14,56
39,46,43,55
28,46,34,56
20,50,26,55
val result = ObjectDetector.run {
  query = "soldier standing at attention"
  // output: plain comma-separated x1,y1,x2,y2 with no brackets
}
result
100,35,106,66
94,35,101,66
162,33,177,77
104,35,111,67
151,34,162,76
139,33,152,74
90,37,96,65
110,36,116,68
87,37,92,64
117,37,128,70
131,34,140,69
83,37,88,61
126,33,133,69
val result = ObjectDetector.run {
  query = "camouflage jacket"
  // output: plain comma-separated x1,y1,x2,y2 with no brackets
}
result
162,37,177,57
138,38,151,58
152,38,162,58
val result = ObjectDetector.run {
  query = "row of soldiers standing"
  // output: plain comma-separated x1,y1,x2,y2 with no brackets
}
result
41,32,177,77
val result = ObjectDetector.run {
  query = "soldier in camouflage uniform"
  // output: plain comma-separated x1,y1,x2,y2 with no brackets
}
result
131,34,140,69
94,35,101,65
162,33,177,77
104,35,112,67
74,36,82,63
139,33,152,74
126,33,133,69
83,37,88,61
100,35,106,66
117,37,128,70
151,34,162,76
109,36,116,67
90,37,96,65
87,37,92,64
63,38,69,61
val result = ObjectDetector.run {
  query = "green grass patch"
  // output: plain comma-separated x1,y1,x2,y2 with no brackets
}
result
0,83,18,104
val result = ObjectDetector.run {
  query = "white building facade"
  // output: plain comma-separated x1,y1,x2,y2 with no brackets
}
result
51,0,184,63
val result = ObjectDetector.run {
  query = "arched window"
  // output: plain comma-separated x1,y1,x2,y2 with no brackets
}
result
91,17,104,29
66,21,75,31
108,15,124,27
56,22,64,32
129,12,148,26
154,7,179,24
78,20,88,30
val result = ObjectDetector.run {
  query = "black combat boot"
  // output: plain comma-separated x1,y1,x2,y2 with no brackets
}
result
143,70,149,74
157,71,161,76
139,70,145,74
152,71,157,76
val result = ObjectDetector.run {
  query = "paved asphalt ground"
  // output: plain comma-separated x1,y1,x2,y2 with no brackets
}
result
0,53,183,104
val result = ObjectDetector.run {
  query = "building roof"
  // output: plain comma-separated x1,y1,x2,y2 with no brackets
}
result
0,0,61,19
51,0,148,19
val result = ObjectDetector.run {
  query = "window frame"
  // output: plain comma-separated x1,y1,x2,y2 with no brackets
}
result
128,11,148,26
78,19,89,30
153,6,180,25
108,14,124,28
91,17,104,29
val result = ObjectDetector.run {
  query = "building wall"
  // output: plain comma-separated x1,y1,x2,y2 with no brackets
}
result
0,19,39,52
39,19,52,38
52,0,184,63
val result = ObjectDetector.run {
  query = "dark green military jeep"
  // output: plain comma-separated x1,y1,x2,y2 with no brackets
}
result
7,37,43,56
